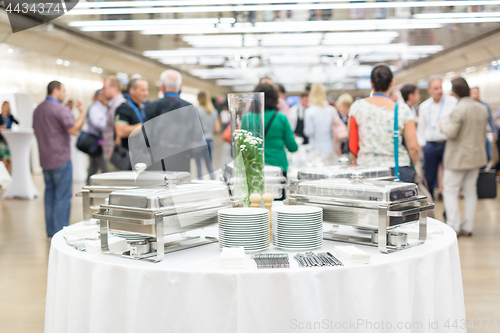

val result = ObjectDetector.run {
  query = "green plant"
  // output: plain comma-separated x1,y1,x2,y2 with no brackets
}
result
233,129,264,206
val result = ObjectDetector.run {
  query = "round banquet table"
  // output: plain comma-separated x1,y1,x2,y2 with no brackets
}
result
45,218,466,333
1,129,39,199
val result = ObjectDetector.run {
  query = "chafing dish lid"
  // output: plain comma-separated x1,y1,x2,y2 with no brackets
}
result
297,178,418,203
107,181,229,209
89,171,191,187
297,165,392,180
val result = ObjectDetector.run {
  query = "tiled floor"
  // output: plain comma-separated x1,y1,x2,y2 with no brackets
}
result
0,175,499,333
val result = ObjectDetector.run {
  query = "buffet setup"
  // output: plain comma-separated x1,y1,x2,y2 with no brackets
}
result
65,159,435,264
65,93,435,265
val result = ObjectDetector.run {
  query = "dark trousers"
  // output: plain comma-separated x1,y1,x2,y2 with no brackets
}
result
496,135,500,170
423,142,445,200
87,153,107,185
43,161,73,237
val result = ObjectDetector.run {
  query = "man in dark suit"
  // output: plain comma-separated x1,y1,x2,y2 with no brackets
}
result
145,70,205,172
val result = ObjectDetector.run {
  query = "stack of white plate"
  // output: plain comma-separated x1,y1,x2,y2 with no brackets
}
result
110,230,152,242
273,205,323,251
218,208,270,252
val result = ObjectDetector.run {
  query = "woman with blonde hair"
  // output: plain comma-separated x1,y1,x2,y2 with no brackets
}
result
196,91,221,179
304,83,338,164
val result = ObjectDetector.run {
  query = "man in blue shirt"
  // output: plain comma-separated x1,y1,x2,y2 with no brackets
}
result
86,89,108,183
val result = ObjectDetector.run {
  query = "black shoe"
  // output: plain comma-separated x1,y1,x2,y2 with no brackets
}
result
458,231,473,237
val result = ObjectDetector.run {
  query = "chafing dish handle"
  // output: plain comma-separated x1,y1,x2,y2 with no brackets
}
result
386,203,435,217
92,212,156,225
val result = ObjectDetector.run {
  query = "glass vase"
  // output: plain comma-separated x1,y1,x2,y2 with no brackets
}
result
228,92,265,207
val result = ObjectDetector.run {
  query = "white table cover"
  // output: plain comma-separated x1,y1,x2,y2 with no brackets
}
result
1,129,39,199
45,219,465,333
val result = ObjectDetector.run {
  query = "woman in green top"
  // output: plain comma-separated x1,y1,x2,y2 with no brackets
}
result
251,83,298,174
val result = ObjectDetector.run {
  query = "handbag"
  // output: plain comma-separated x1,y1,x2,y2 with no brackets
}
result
76,131,101,157
110,144,132,170
110,99,146,170
332,116,348,156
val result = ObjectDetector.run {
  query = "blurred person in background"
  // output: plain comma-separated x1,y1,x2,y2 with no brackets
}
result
102,76,126,171
335,93,354,155
0,101,19,174
86,89,108,183
496,106,500,179
148,70,194,172
33,81,86,237
220,105,230,132
287,91,309,144
470,87,498,163
304,84,337,164
336,93,353,125
114,76,149,169
417,76,457,199
252,83,298,184
348,64,418,183
440,78,488,237
401,84,420,121
66,99,74,111
276,83,290,115
195,91,220,180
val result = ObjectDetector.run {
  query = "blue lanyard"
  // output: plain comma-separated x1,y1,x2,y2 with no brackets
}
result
373,93,389,98
126,98,146,123
46,97,60,104
164,93,180,98
428,97,445,125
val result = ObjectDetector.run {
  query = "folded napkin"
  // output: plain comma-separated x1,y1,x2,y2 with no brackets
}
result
85,237,128,255
334,246,370,265
64,224,99,236
221,247,245,269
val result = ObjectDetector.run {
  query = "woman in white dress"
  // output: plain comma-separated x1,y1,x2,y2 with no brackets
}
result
303,83,338,165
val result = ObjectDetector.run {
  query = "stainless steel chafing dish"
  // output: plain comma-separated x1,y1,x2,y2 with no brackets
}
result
287,172,434,253
77,167,191,223
297,165,393,181
93,180,235,262
222,162,287,198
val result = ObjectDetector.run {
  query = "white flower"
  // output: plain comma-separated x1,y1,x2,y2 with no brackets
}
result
250,139,258,145
248,132,252,136
240,145,246,149
244,138,251,142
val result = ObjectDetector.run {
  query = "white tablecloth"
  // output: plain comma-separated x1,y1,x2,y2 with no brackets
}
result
1,129,39,199
45,219,465,333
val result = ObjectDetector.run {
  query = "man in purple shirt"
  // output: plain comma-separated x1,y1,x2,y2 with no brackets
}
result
33,81,86,237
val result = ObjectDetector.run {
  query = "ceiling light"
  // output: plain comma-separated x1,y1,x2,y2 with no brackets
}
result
56,59,63,65
63,61,71,66
6,48,13,53
68,18,220,27
139,20,441,35
413,12,500,19
68,1,500,15
144,44,443,58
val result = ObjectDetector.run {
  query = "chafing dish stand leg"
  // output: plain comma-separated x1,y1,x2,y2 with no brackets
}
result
82,190,91,225
378,205,389,254
99,207,109,252
418,203,428,244
155,213,164,263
